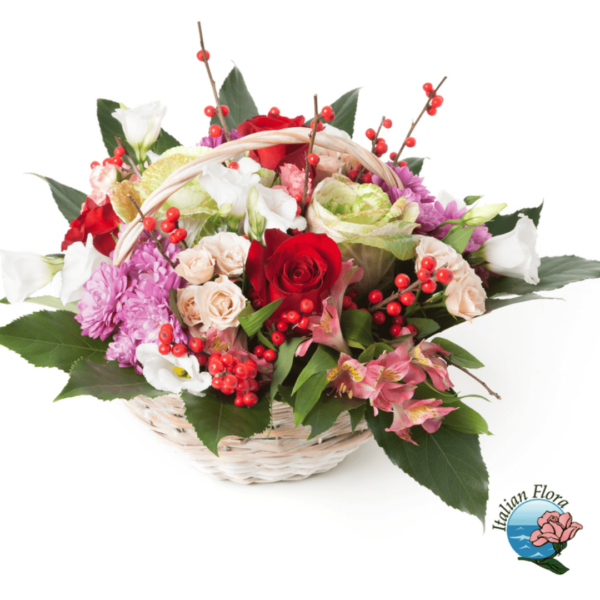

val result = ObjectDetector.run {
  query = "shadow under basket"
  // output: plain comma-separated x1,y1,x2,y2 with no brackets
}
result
124,395,372,484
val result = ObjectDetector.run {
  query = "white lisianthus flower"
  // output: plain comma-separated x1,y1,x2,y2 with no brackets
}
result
0,250,63,304
112,101,167,162
60,236,111,305
484,215,541,284
136,344,212,396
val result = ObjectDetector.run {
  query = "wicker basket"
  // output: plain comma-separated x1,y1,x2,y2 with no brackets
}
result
114,128,403,484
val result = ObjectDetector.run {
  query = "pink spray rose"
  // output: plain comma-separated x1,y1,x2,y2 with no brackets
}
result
530,512,583,546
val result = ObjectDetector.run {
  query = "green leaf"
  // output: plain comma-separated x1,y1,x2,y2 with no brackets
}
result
349,404,366,432
0,310,108,373
294,372,330,426
0,296,79,313
182,390,270,456
487,201,543,237
292,345,338,395
30,174,86,223
403,157,425,175
406,317,439,339
485,293,555,312
487,255,600,297
327,88,360,138
442,400,492,435
518,557,569,575
464,195,481,206
341,234,418,261
431,337,484,369
340,309,374,350
443,225,475,254
210,66,259,130
461,203,507,226
238,299,283,337
304,393,363,439
153,128,182,155
55,359,162,401
269,336,304,400
257,330,276,351
358,341,394,363
168,289,186,329
366,407,489,525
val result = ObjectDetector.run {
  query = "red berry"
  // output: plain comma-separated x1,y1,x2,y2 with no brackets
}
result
386,301,402,316
233,363,248,380
212,377,224,390
243,393,258,407
160,323,173,333
236,378,250,394
348,169,359,181
431,96,443,108
251,298,263,309
376,137,386,144
342,295,353,309
208,359,224,375
406,324,418,336
174,228,187,242
264,349,277,362
102,158,112,166
276,320,289,332
399,161,407,167
392,315,406,327
368,289,384,304
221,354,234,367
383,119,393,129
390,152,398,161
224,374,238,388
372,311,386,325
272,331,285,345
417,268,432,282
158,343,171,355
204,105,217,117
348,288,358,300
114,146,125,158
254,345,265,358
294,193,303,203
245,360,258,378
166,207,180,222
390,325,402,338
308,153,320,166
421,256,437,271
228,161,239,170
111,157,123,167
400,292,415,307
248,378,259,392
209,352,222,362
423,83,433,93
189,337,204,353
365,128,376,140
90,161,100,169
196,354,208,367
172,344,187,357
159,329,173,344
421,279,437,294
427,107,437,116
395,274,411,290
436,268,454,284
298,317,310,329
324,111,335,123
209,124,222,138
143,217,156,231
300,298,314,314
361,173,372,184
286,310,301,324
220,105,229,117
169,233,178,244
160,220,175,233
405,137,416,148
310,119,325,132
197,50,210,61
375,141,388,154
268,107,280,118
321,106,333,119
350,302,358,310
233,394,244,405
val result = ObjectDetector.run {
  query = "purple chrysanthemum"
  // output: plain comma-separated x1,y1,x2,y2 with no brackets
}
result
199,128,242,149
372,163,436,205
126,238,182,292
76,262,130,341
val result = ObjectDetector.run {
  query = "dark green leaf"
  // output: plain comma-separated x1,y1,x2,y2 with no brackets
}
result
340,309,374,349
238,299,283,337
269,336,304,400
0,310,108,373
304,393,363,439
403,157,425,175
30,174,86,223
292,345,338,394
210,67,259,130
358,342,394,363
485,293,555,312
327,88,360,138
366,407,489,525
443,225,475,254
182,390,270,456
464,195,481,206
413,382,459,403
486,202,543,237
153,128,182,155
431,337,484,369
349,404,366,432
0,296,78,313
518,557,569,575
55,359,162,401
257,330,276,351
294,372,330,426
442,400,492,435
406,317,440,339
341,234,418,261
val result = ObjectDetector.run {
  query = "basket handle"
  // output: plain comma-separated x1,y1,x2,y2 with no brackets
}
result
113,127,403,265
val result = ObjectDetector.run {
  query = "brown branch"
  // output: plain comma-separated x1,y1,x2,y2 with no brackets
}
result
356,115,386,182
197,21,231,142
449,362,502,400
392,76,447,167
301,94,319,206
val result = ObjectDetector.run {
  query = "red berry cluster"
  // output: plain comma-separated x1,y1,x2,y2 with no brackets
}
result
208,352,260,407
157,324,206,359
267,298,315,347
91,145,125,170
143,206,187,245
253,345,277,363
204,104,230,119
422,82,444,116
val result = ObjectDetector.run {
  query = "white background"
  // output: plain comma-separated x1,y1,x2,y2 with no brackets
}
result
1,0,599,598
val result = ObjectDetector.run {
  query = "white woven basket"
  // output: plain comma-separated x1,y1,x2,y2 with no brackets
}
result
115,128,401,483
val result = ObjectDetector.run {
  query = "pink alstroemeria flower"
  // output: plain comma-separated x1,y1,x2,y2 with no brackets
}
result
366,346,415,413
327,353,376,400
386,398,457,444
404,340,454,391
530,512,583,546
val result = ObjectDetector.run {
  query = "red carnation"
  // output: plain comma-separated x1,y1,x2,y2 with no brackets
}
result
61,195,121,257
237,114,308,171
246,229,342,321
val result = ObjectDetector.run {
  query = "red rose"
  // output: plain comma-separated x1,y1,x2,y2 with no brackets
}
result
237,114,308,171
61,195,121,256
246,229,342,320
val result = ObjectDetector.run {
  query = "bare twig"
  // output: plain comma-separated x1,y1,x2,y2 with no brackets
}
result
301,94,319,206
392,76,447,166
450,362,502,400
197,21,231,142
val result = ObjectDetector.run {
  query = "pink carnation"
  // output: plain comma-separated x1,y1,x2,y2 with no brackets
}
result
274,163,311,198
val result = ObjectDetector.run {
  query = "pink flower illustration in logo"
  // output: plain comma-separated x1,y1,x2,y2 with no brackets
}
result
529,512,583,547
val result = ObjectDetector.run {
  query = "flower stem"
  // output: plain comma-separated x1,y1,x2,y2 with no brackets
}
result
449,362,502,400
301,94,319,206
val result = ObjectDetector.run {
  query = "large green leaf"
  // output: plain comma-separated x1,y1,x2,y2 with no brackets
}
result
366,407,489,525
182,390,270,456
55,359,164,401
486,202,543,237
485,293,555,312
442,399,492,435
403,157,425,176
443,225,475,254
431,337,484,369
487,255,600,297
358,341,394,362
0,310,108,373
294,372,330,426
210,66,259,130
30,174,86,223
349,404,366,431
340,309,374,350
304,393,363,439
292,345,338,394
406,317,439,339
153,129,182,155
312,88,361,138
341,234,418,261
0,296,78,313
269,336,304,400
238,299,282,337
